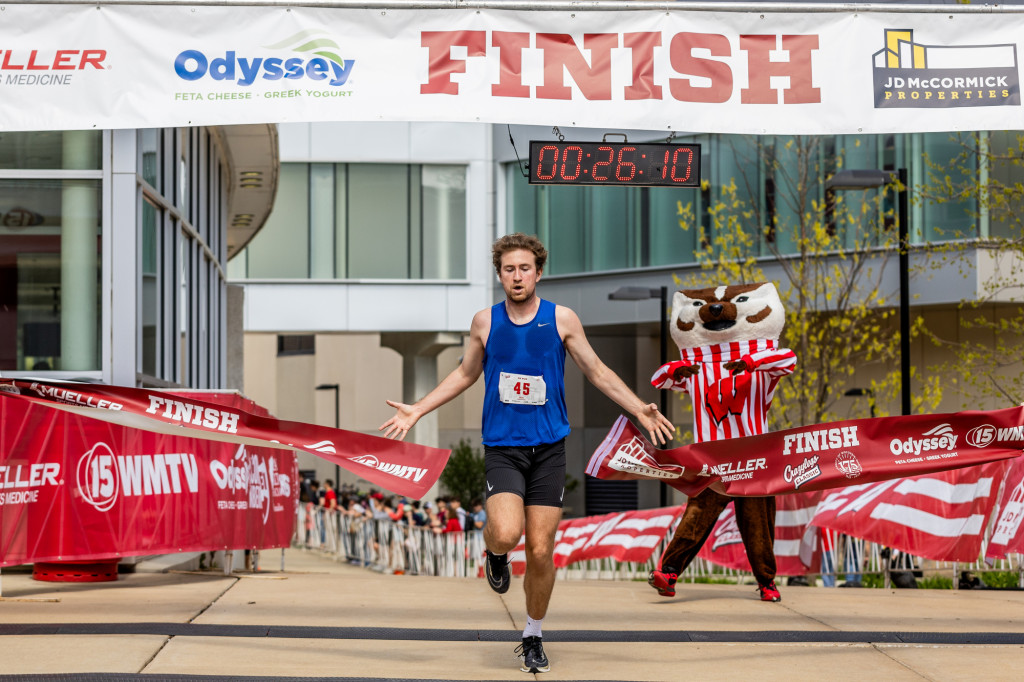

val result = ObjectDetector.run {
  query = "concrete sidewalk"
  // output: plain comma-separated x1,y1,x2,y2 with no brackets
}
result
1,548,1022,681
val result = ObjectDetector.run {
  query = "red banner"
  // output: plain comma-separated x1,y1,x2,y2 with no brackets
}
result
987,456,1024,560
0,378,450,499
508,507,683,575
809,461,1010,562
0,392,297,567
695,492,823,576
587,407,1024,498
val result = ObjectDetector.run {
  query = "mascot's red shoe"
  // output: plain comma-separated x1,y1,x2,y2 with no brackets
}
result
757,581,782,602
648,569,678,597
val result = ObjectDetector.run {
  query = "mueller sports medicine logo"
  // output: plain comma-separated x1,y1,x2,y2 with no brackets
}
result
873,28,1020,108
174,29,354,87
350,454,429,483
608,437,684,480
76,442,199,513
0,49,106,86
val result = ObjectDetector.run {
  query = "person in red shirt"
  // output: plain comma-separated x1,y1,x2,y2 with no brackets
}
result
321,479,338,511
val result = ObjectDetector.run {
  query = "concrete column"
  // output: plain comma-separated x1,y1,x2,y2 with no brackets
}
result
60,132,100,370
380,331,463,447
379,331,463,500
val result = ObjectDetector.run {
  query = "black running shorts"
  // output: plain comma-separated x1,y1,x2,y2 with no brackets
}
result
484,439,566,508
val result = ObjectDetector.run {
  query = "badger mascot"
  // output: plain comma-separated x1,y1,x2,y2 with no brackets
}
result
649,282,796,602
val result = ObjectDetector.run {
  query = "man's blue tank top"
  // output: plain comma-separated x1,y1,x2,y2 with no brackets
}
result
482,298,570,446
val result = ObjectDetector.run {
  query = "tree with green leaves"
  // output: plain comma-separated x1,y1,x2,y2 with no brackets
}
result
917,131,1024,408
674,135,943,429
439,438,487,505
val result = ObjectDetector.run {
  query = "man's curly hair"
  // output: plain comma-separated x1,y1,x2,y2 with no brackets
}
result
491,233,548,273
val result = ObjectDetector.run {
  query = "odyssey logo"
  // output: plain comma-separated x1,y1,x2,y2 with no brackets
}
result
210,445,291,524
889,423,958,457
174,29,355,87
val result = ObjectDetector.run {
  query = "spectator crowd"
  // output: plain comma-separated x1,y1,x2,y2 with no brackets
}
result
299,477,487,549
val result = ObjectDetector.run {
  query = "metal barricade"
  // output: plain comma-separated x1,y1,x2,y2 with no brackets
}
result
296,508,1023,588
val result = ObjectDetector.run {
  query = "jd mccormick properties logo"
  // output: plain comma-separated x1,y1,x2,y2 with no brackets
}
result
873,28,1020,108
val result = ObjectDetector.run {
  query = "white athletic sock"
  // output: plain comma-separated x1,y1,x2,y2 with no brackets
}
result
523,616,543,639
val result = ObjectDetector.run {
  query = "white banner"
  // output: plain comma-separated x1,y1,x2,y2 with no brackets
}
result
2,4,1024,133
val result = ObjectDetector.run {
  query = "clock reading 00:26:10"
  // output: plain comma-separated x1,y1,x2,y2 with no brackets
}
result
528,141,702,187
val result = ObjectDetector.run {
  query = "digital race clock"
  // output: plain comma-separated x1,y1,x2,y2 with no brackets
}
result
528,140,701,187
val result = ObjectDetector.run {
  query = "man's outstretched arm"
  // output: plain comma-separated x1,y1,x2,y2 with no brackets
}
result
557,305,675,445
379,309,488,441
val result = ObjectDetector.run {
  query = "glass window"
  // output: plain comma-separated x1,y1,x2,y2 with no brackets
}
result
245,164,310,278
421,165,466,279
348,164,410,278
141,197,160,376
0,131,101,170
235,162,468,280
0,178,101,371
139,129,162,191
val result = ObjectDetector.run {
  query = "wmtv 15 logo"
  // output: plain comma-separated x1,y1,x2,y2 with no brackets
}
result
76,443,200,512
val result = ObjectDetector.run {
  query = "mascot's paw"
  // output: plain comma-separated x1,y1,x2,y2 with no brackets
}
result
757,581,782,602
648,569,678,598
651,361,697,390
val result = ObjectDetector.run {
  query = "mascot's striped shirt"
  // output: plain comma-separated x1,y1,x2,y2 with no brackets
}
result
651,339,796,443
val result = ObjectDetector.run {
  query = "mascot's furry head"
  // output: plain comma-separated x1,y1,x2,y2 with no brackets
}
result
670,282,785,350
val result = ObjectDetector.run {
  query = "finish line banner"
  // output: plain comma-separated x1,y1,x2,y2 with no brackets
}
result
586,406,1024,497
0,379,449,500
0,392,297,567
2,4,1024,134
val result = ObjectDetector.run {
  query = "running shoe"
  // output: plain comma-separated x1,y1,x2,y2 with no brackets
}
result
648,568,678,597
757,580,782,602
485,549,510,594
515,636,550,673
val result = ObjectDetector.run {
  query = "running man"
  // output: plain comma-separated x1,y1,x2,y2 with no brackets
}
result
380,233,674,673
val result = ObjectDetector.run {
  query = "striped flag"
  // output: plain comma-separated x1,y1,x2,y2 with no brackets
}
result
985,455,1024,560
508,507,683,575
810,462,1010,562
695,492,822,575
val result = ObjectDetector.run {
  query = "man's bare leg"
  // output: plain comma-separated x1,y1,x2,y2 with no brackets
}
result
483,492,525,554
523,504,562,619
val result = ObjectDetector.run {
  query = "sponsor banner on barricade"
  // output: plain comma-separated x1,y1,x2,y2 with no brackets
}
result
694,491,822,576
0,393,297,567
1,5,1023,134
984,455,1024,560
509,506,683,575
0,379,449,499
809,461,1010,562
587,407,1024,498
697,491,824,575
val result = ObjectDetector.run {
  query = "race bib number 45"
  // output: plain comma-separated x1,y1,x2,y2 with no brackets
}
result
499,372,547,405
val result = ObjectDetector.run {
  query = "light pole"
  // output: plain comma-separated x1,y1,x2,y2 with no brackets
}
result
315,383,340,486
844,387,876,419
826,168,911,416
609,285,670,506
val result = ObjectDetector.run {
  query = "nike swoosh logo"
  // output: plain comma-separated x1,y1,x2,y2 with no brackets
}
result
538,323,550,327
560,488,564,501
487,481,494,491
